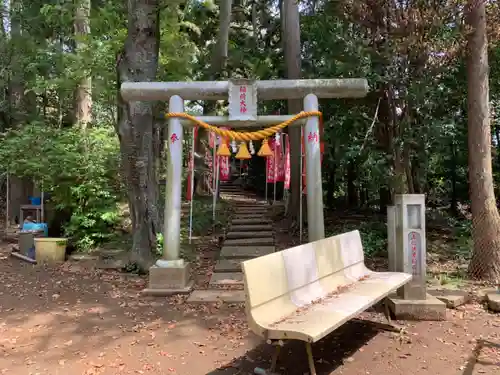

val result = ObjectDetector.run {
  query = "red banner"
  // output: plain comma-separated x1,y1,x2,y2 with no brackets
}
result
219,156,230,181
266,136,285,183
219,127,231,181
209,131,216,149
186,127,199,201
284,135,291,189
266,138,276,183
275,136,285,182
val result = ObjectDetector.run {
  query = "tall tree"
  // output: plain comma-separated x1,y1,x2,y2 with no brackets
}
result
213,0,232,77
466,0,500,280
282,0,303,222
197,0,233,195
116,0,161,268
7,0,34,223
74,0,92,128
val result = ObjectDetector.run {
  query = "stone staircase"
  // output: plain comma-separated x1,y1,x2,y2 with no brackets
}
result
188,181,275,303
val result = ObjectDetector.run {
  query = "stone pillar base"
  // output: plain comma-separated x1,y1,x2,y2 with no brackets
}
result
388,293,446,321
484,289,500,312
142,262,194,296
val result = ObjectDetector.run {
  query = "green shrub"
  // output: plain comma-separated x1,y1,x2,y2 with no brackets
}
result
327,220,387,257
0,123,123,251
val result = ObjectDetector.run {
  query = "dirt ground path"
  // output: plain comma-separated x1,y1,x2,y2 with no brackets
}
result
1,242,499,375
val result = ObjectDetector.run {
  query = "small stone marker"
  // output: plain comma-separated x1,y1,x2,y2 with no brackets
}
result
486,290,500,312
387,194,446,320
428,288,471,308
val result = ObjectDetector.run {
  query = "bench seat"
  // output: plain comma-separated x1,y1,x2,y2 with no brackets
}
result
242,230,412,344
256,271,410,342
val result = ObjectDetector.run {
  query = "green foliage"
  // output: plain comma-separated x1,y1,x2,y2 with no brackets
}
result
0,123,123,251
155,199,227,260
0,0,499,267
327,221,387,258
447,217,473,260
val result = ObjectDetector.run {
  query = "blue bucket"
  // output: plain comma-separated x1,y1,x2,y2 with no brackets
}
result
22,222,48,237
28,196,42,205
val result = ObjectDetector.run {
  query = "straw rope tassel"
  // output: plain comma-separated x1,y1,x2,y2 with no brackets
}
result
165,111,323,142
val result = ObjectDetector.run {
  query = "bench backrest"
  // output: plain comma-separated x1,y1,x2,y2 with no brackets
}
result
241,230,370,334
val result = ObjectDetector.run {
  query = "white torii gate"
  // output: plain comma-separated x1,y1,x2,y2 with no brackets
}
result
120,78,368,294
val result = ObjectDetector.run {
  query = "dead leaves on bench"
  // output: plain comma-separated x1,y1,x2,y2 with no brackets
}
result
269,275,371,328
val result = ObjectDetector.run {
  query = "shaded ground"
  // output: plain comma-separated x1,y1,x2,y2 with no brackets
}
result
1,212,500,375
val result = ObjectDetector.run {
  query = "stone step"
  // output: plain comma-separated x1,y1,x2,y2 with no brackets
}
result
214,259,242,273
220,246,275,259
226,231,273,239
235,213,267,217
230,224,273,232
225,196,260,200
187,289,245,304
234,208,267,212
224,197,258,200
232,218,271,225
234,204,268,209
234,201,267,205
232,214,266,219
209,272,244,286
224,238,274,247
225,198,258,201
234,209,268,214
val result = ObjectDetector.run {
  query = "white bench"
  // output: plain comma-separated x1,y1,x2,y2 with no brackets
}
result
241,230,412,375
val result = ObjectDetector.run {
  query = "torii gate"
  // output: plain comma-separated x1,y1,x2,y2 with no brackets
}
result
120,78,368,294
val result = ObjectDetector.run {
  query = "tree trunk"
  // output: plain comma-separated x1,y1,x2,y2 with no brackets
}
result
7,0,35,224
8,0,24,128
379,187,391,212
282,0,303,222
116,0,161,269
403,143,414,193
346,161,358,207
450,141,458,215
325,163,336,209
198,0,233,193
466,1,500,281
74,0,92,129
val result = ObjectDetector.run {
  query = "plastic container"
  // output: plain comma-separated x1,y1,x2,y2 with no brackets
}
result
19,230,45,259
22,222,48,237
34,238,67,263
28,196,42,205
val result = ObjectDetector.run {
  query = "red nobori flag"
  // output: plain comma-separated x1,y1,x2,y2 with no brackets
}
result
284,135,291,189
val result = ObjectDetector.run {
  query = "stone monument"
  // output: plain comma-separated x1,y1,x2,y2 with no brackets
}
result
387,194,446,320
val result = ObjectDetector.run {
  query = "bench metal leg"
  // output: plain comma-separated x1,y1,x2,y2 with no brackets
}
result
270,345,281,372
384,298,392,325
379,298,403,332
305,342,317,375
